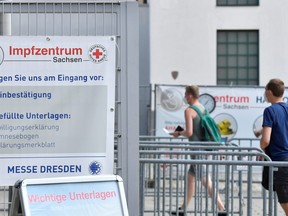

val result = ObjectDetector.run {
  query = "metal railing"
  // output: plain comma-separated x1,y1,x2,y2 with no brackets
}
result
0,188,10,216
139,138,287,216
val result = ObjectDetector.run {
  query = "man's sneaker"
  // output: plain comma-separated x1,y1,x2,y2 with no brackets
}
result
218,212,227,216
171,207,185,216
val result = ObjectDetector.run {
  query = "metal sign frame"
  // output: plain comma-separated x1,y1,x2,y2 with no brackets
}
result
9,175,129,216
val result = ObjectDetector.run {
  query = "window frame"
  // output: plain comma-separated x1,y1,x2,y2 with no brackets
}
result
217,30,259,86
216,0,259,6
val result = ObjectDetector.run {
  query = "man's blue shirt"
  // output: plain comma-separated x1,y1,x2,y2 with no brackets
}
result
262,102,288,161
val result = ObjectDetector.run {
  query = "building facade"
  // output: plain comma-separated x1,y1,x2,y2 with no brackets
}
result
150,0,288,86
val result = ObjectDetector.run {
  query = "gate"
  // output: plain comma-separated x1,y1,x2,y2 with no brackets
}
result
0,1,139,215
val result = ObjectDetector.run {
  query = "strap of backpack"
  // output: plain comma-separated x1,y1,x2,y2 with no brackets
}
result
189,104,207,117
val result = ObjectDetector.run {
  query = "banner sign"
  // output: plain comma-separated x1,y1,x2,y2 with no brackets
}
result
155,85,288,142
0,36,116,185
11,175,129,216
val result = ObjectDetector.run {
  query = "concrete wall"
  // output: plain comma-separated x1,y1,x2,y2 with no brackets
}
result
150,0,288,86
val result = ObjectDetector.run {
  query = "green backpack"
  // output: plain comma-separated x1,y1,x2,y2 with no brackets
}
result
190,105,221,142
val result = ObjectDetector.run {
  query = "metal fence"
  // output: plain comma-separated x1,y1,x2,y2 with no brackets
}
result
139,137,287,216
230,138,261,148
0,2,121,36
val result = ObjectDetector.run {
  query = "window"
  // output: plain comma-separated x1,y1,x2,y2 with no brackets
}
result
217,0,259,6
217,30,259,85
137,0,148,4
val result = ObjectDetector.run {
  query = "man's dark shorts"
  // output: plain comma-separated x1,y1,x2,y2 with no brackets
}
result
274,165,288,203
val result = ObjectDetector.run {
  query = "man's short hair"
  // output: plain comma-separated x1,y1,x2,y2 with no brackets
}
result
266,79,285,97
185,85,199,99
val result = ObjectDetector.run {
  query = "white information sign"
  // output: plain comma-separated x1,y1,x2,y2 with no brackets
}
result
11,175,129,216
155,85,288,142
0,36,116,185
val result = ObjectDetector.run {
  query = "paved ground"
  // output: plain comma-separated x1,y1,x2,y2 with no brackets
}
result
142,178,286,216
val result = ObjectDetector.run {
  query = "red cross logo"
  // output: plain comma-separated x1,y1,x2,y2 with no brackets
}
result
92,49,103,59
89,44,107,63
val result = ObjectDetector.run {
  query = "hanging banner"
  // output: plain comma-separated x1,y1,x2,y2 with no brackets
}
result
0,36,116,185
155,85,288,142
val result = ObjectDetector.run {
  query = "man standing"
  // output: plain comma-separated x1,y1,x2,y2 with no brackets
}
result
261,79,288,216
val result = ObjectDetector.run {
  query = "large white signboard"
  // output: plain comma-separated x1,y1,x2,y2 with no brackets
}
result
156,85,288,142
0,36,116,185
